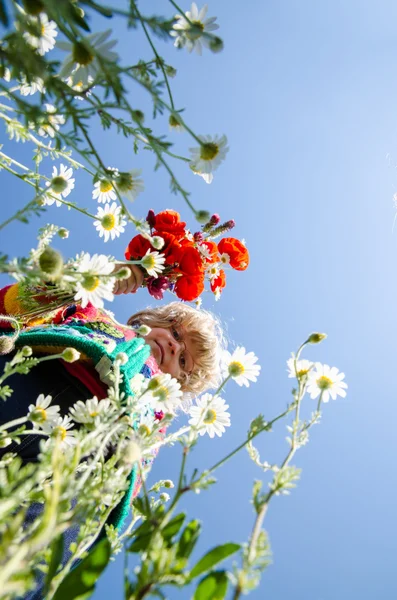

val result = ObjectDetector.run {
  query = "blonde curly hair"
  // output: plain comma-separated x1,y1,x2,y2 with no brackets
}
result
127,302,227,396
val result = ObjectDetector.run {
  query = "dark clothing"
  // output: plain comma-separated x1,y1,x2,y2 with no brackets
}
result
0,355,94,599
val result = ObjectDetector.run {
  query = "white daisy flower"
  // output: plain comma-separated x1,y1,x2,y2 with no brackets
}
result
222,346,261,387
74,252,115,308
141,249,166,278
191,164,214,184
65,75,95,100
169,114,184,132
129,373,148,396
37,104,65,138
92,178,117,203
69,397,113,426
58,29,119,86
19,77,45,96
41,415,77,449
188,393,230,438
44,163,75,206
219,253,230,265
93,202,127,242
286,354,314,380
138,412,156,437
27,393,60,426
144,373,183,414
23,13,58,55
206,263,220,281
114,169,144,201
306,363,348,403
189,135,228,180
170,3,219,55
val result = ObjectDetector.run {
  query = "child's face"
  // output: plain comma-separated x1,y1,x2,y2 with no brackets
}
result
144,324,196,382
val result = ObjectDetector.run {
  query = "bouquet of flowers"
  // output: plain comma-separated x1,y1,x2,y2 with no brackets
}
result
125,209,249,302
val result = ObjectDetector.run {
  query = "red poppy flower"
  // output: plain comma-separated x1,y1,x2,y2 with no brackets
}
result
178,246,205,275
125,235,152,260
156,232,181,264
174,274,205,301
200,240,220,264
210,269,226,293
154,210,186,237
218,237,249,271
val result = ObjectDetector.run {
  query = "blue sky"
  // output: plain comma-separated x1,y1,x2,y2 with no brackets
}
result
2,0,397,598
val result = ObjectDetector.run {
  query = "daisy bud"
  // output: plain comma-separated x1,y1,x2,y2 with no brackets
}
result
196,210,211,224
159,493,170,502
61,348,81,363
39,247,63,279
151,236,165,250
165,66,177,78
0,336,15,356
147,376,160,391
169,114,183,131
136,325,151,336
114,267,131,280
22,346,33,357
209,36,224,53
163,479,174,488
115,352,129,365
210,220,236,238
132,110,144,123
58,228,69,239
123,440,142,466
306,333,327,345
146,209,156,228
0,437,12,448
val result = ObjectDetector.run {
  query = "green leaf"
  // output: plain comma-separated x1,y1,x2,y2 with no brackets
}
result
189,543,240,580
194,571,228,600
127,519,153,553
161,513,185,542
43,534,65,595
176,520,201,559
52,538,111,600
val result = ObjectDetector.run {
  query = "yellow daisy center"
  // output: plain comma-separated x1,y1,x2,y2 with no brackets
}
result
228,361,245,377
200,142,219,161
34,407,47,422
138,424,151,436
72,42,94,66
316,375,333,390
99,180,113,193
51,176,68,193
297,369,310,378
203,408,217,424
82,274,100,292
156,386,169,402
142,255,155,269
101,214,116,231
54,426,67,441
187,20,205,41
90,411,99,417
116,173,134,192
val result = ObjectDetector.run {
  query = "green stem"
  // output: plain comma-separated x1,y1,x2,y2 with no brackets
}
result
0,416,27,433
135,6,175,110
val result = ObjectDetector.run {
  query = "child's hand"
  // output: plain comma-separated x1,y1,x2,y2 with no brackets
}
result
113,264,144,295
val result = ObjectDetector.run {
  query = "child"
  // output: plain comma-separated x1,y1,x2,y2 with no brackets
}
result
0,264,226,597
